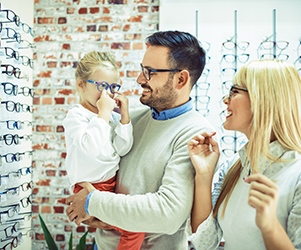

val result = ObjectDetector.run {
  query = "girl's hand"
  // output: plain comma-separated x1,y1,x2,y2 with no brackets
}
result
244,173,279,235
188,132,219,177
114,91,130,124
96,89,115,122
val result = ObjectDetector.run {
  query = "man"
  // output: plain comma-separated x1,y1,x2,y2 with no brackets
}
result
66,30,215,249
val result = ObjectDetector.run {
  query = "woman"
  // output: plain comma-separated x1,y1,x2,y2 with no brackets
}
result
188,60,301,249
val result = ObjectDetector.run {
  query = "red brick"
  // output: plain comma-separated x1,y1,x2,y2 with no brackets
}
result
32,187,39,195
57,126,65,132
127,70,140,77
128,15,143,22
32,205,39,213
60,62,71,68
111,42,130,50
41,206,52,213
97,25,107,32
123,24,130,31
35,233,46,240
108,0,127,3
138,6,148,12
103,7,110,13
37,71,52,78
62,43,70,50
47,61,57,68
59,170,68,176
87,25,96,32
55,98,65,104
33,97,40,105
76,226,86,233
58,89,74,95
65,225,73,232
67,97,77,104
54,206,64,213
33,79,40,87
42,97,52,105
38,17,56,24
36,125,53,132
124,33,141,40
46,170,56,176
79,7,87,14
36,179,51,186
55,234,65,241
152,6,159,12
61,152,67,158
67,7,75,14
58,17,67,24
90,7,99,14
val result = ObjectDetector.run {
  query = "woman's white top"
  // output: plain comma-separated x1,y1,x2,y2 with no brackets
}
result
189,140,301,250
63,104,133,189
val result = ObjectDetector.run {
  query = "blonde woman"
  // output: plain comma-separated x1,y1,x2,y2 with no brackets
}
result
188,60,301,249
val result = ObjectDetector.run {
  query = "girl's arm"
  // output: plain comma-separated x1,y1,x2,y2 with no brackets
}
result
112,91,133,156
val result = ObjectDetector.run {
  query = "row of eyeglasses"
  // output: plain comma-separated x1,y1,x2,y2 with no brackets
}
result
0,3,34,249
219,36,250,160
192,41,211,117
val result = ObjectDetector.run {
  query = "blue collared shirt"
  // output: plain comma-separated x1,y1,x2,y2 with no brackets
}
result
150,97,193,120
85,98,193,215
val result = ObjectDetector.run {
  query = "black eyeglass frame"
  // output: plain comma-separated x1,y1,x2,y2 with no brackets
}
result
140,63,183,81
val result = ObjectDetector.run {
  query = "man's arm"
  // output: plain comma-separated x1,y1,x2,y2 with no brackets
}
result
66,138,195,234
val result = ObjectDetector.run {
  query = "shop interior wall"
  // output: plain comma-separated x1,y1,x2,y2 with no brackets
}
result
160,0,301,164
1,0,34,249
30,0,159,249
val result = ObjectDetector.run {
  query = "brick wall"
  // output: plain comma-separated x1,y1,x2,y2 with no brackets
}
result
32,0,159,248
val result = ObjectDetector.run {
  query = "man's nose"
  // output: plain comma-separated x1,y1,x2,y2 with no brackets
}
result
136,71,146,85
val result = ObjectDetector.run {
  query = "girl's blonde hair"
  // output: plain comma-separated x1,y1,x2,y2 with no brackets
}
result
213,60,301,218
75,51,119,101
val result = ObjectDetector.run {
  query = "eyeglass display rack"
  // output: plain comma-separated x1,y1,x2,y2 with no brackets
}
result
218,9,296,163
0,3,34,249
192,10,211,117
218,10,248,162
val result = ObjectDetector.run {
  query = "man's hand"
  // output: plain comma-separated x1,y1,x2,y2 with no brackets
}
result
82,217,113,230
66,186,93,226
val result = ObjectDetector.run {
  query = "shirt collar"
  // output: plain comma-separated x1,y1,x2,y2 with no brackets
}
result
238,140,299,178
150,98,193,120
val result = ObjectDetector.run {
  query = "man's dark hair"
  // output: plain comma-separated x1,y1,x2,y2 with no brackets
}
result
145,30,206,87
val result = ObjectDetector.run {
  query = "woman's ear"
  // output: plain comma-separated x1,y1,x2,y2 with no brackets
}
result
175,70,190,90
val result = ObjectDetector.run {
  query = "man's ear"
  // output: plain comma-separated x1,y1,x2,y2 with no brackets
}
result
175,70,190,90
76,78,85,92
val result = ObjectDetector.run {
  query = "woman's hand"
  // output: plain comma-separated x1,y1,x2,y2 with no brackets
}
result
188,132,219,177
244,173,279,234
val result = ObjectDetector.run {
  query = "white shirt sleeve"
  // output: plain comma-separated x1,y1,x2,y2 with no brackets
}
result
287,172,301,249
113,121,133,157
188,157,237,250
63,108,111,157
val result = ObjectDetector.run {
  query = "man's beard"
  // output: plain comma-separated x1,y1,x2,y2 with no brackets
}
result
140,77,178,112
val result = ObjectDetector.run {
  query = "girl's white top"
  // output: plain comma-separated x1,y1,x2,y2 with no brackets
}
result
63,104,133,189
189,140,301,250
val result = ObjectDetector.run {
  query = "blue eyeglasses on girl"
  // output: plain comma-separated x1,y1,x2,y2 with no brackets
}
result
86,80,121,93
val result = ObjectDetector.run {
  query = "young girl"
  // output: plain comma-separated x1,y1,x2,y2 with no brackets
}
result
188,60,301,249
63,51,145,250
